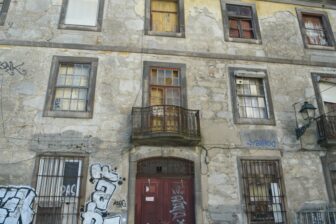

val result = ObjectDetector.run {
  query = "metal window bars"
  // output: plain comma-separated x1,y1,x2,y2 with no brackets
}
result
297,205,336,224
34,156,85,224
241,159,287,224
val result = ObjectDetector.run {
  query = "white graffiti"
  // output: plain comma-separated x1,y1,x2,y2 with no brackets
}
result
0,186,36,224
81,164,123,224
169,184,187,224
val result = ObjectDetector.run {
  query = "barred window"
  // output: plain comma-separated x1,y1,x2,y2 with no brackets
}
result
229,68,275,125
44,56,98,119
241,160,287,224
34,155,88,224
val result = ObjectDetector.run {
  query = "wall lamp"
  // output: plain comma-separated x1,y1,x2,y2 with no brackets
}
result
295,101,317,139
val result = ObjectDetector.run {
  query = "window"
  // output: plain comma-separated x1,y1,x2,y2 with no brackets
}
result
145,0,185,37
142,61,187,132
43,56,98,118
229,68,275,125
322,155,336,203
33,155,88,224
297,9,335,49
0,0,10,26
221,1,261,44
59,0,105,31
240,159,287,224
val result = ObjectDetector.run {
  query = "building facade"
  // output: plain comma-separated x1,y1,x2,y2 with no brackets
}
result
0,0,336,223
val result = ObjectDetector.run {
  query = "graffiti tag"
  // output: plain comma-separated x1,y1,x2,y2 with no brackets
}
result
81,164,125,224
0,186,36,224
0,61,27,76
169,184,187,224
113,200,127,208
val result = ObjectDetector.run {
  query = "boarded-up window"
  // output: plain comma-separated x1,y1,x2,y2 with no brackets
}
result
151,0,179,32
302,14,329,46
227,4,255,39
241,160,287,224
65,0,100,26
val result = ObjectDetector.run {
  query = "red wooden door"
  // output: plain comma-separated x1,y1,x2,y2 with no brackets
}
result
136,177,194,224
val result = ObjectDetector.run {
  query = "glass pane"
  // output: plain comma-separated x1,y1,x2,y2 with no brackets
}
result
227,4,252,17
158,70,164,84
251,97,258,107
63,89,72,98
258,97,265,108
246,107,253,118
229,19,238,29
77,100,86,111
151,69,158,84
79,89,88,100
61,99,70,110
230,29,240,38
56,75,66,86
303,15,323,30
64,0,99,26
72,89,79,99
239,106,246,117
70,100,78,111
59,65,67,75
67,66,74,75
173,70,180,86
306,29,328,46
73,76,80,86
250,85,257,95
80,77,89,87
55,89,64,98
65,77,73,86
241,20,252,30
165,70,173,85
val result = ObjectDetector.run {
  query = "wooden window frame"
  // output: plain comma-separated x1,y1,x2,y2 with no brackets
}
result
0,0,10,26
221,1,262,44
312,73,336,116
43,56,98,119
238,158,288,224
229,67,275,125
297,8,335,50
58,0,105,32
142,61,187,107
144,0,185,38
322,155,336,203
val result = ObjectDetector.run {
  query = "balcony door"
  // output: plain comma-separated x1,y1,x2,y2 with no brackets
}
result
318,79,336,138
149,67,181,132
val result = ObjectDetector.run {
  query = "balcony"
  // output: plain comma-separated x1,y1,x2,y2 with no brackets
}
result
316,115,336,146
131,105,201,146
297,205,336,224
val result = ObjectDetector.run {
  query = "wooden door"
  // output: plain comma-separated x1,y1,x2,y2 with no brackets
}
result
135,177,194,224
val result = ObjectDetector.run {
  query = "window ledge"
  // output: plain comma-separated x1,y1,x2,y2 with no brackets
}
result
58,24,101,32
145,31,185,38
226,37,262,45
305,45,335,51
43,110,93,119
234,118,276,126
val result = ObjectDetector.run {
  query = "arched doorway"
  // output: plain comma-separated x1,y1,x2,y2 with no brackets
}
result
135,157,195,224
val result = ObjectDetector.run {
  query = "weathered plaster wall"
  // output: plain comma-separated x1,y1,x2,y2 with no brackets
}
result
0,45,331,223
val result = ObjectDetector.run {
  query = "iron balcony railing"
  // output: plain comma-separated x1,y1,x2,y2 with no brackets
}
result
297,206,336,224
316,115,336,142
131,105,201,145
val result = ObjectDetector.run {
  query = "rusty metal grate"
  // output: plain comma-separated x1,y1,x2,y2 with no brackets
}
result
34,155,86,224
241,159,287,224
137,157,194,177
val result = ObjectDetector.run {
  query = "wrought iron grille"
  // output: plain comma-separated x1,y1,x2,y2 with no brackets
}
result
297,205,336,224
316,115,336,141
132,105,200,138
137,157,194,177
34,155,87,224
241,160,287,224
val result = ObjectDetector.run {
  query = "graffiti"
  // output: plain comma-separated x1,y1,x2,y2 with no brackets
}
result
0,186,36,224
82,164,125,224
169,184,187,224
246,139,277,148
113,200,127,208
61,184,77,197
0,61,27,76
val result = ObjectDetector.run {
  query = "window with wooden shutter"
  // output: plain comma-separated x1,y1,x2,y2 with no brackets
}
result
151,0,178,33
145,0,185,37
